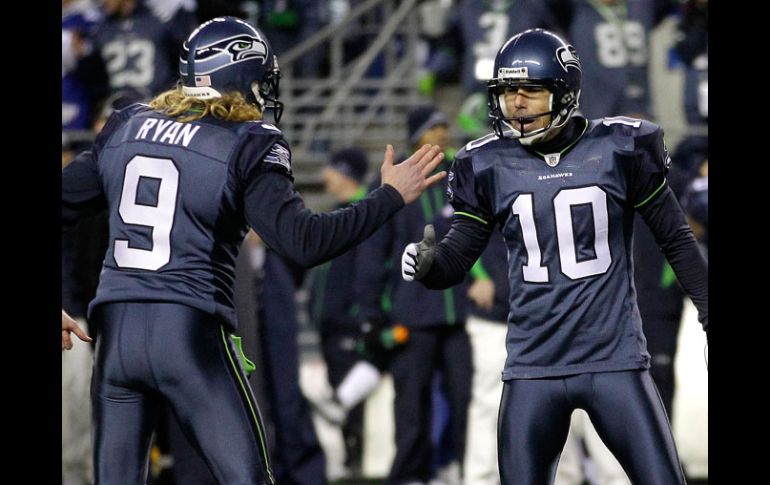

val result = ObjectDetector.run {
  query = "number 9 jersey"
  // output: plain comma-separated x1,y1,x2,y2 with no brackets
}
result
62,103,284,331
63,103,404,333
448,116,675,379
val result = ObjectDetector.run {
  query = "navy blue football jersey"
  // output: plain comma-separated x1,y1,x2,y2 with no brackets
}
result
62,104,404,331
91,5,194,96
62,104,286,330
457,0,555,94
448,116,670,378
566,0,655,118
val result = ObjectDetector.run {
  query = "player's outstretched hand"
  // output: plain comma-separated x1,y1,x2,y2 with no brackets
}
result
381,144,446,204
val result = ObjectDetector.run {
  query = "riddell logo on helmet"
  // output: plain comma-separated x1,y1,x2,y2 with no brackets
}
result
499,67,528,79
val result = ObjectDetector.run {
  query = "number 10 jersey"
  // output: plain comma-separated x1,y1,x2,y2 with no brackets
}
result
449,116,671,378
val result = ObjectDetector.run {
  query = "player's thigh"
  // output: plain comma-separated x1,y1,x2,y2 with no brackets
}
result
498,379,573,485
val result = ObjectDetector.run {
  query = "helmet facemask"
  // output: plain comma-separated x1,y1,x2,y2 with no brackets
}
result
253,58,283,123
487,79,579,145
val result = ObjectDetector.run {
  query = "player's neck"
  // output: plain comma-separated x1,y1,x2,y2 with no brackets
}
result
530,117,584,154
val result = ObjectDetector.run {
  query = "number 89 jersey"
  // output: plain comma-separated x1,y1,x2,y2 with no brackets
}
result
448,116,670,379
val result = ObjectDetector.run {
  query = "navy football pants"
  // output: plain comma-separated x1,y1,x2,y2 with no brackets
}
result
91,302,273,485
498,370,685,484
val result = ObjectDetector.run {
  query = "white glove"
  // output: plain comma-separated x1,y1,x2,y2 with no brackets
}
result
402,224,436,281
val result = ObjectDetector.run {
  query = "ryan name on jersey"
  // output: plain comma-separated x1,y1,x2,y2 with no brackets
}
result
135,117,201,147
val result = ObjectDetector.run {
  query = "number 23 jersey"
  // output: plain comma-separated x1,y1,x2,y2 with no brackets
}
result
449,116,670,378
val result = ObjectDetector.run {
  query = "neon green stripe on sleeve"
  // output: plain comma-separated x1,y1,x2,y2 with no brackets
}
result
455,211,488,225
634,178,667,208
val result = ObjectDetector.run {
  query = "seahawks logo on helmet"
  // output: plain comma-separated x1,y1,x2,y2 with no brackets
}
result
556,45,581,73
191,34,268,70
225,35,267,62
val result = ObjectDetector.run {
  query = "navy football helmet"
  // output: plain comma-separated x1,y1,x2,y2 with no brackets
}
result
180,17,284,122
487,29,581,144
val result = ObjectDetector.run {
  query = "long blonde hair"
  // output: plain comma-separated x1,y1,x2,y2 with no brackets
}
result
149,87,263,123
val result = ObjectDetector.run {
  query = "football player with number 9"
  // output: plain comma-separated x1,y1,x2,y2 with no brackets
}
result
62,16,446,484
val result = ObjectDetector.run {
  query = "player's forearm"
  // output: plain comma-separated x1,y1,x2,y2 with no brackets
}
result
421,216,492,289
638,186,708,330
246,172,404,268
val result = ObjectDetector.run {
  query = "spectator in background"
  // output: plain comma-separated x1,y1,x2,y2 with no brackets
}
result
257,248,328,485
308,147,371,478
63,0,102,141
675,0,708,131
255,0,330,78
421,0,557,96
356,104,471,484
419,0,557,140
88,0,196,100
625,0,708,441
461,232,509,485
671,0,707,214
549,0,674,120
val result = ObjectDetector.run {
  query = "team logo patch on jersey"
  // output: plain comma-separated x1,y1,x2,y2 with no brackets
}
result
264,144,291,172
499,66,529,79
556,46,581,73
544,153,561,167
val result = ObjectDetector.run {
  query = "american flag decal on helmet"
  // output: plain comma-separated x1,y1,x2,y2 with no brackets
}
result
195,75,212,87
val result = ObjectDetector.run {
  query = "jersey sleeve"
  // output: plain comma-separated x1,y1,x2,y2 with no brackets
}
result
234,123,293,190
61,107,132,229
447,152,494,225
629,122,672,208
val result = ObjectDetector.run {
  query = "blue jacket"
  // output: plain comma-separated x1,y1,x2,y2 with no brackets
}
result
354,159,468,329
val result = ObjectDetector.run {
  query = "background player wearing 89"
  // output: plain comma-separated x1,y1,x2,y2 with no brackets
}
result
402,28,707,485
61,16,446,485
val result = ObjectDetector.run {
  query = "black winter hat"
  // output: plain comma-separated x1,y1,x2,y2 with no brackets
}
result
328,147,369,183
407,105,448,145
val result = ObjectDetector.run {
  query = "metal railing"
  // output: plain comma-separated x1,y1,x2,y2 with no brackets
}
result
276,0,423,189
62,0,426,193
